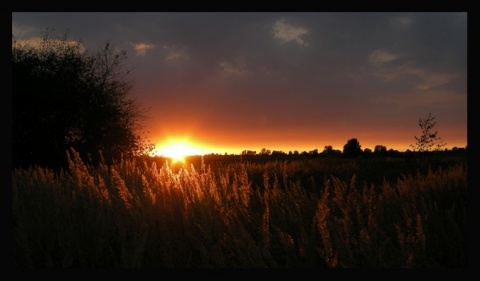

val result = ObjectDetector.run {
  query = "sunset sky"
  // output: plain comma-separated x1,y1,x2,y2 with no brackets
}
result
11,12,468,156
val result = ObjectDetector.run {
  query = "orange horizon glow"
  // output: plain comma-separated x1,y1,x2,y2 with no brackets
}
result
151,134,467,157
147,115,466,157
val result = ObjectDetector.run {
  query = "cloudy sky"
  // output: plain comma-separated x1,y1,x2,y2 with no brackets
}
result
12,12,468,155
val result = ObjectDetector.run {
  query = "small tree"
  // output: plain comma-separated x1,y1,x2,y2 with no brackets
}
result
374,145,387,154
374,145,387,157
323,145,333,154
410,112,446,152
343,138,362,157
260,148,271,155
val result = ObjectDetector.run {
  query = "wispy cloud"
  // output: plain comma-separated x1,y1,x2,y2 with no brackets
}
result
218,60,247,75
132,42,155,56
163,45,189,62
413,71,459,91
273,19,309,46
369,50,398,67
368,49,459,91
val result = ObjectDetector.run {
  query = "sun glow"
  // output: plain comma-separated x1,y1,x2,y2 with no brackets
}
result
155,138,205,163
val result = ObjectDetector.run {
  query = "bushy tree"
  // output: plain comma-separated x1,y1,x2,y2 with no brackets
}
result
323,145,333,154
12,30,153,169
343,138,362,157
260,148,271,155
410,112,446,152
374,145,387,154
374,145,387,157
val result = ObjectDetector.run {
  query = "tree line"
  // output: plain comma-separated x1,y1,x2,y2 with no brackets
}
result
236,139,465,159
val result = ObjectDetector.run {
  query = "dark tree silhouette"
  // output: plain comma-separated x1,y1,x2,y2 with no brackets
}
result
374,145,387,156
260,148,271,155
374,145,387,153
410,112,446,152
12,30,153,169
343,138,362,157
323,145,333,155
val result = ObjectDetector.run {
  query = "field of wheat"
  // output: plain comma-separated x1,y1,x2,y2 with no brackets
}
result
12,149,467,268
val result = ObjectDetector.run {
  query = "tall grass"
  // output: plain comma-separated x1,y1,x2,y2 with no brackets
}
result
12,149,467,268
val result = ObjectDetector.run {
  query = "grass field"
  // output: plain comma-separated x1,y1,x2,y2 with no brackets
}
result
12,149,467,268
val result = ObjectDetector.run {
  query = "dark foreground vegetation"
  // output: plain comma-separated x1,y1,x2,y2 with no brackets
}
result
12,149,467,268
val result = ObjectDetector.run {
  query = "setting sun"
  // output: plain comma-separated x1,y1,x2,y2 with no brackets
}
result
155,138,207,163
